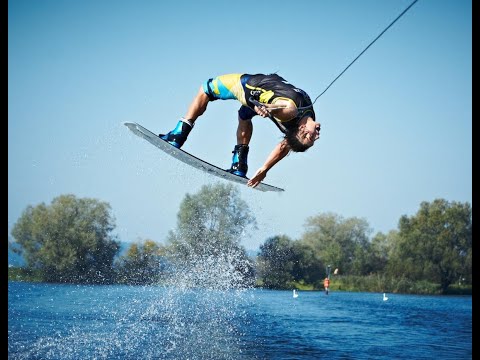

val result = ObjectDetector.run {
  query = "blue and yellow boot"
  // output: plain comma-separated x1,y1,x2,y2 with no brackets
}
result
227,144,249,177
159,119,193,148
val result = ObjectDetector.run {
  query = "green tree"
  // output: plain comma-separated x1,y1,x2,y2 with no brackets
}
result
116,239,166,285
11,194,120,283
369,230,398,274
300,213,373,276
257,235,296,289
165,183,256,288
388,199,472,292
291,241,325,286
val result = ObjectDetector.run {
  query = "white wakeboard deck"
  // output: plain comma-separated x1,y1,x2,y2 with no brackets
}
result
124,122,284,192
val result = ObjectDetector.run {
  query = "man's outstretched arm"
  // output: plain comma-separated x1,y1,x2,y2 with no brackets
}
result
247,140,290,188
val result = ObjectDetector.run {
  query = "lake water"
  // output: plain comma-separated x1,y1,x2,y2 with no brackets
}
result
8,282,471,359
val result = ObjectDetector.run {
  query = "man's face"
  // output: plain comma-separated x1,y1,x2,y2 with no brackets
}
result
297,117,321,147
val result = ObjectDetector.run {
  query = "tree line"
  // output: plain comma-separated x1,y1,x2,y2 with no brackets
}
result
9,184,472,294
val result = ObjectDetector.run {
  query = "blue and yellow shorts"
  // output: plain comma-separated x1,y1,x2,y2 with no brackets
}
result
202,74,248,105
202,74,258,120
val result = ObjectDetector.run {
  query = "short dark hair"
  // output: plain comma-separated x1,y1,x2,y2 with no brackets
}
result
284,128,311,152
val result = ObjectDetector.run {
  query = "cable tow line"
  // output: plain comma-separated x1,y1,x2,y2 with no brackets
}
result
311,0,419,105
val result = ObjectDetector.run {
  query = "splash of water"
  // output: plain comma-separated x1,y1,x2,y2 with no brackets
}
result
12,247,259,359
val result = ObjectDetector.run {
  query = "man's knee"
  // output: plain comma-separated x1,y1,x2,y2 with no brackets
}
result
202,78,217,101
238,106,256,121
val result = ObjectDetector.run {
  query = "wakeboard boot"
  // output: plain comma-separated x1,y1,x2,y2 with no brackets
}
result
227,144,249,177
159,119,193,148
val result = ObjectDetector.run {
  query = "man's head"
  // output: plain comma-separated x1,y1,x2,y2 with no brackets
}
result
268,100,320,152
285,116,321,152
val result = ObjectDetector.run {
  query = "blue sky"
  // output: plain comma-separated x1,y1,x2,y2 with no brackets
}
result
8,0,472,250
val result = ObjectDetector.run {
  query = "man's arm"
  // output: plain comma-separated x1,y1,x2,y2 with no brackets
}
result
247,140,290,188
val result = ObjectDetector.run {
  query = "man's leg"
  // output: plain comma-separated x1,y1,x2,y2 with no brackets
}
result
184,87,210,122
161,73,244,149
160,87,210,148
236,115,252,145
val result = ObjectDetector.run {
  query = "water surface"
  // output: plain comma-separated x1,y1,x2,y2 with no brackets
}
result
8,282,472,359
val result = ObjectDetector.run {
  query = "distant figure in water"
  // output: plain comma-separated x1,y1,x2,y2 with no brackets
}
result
324,277,330,295
293,289,299,298
383,293,389,301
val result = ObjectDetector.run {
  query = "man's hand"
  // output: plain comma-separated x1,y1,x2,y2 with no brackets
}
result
252,101,287,118
247,167,268,188
253,104,270,118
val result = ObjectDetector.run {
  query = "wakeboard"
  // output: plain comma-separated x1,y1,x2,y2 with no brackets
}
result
124,122,285,192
